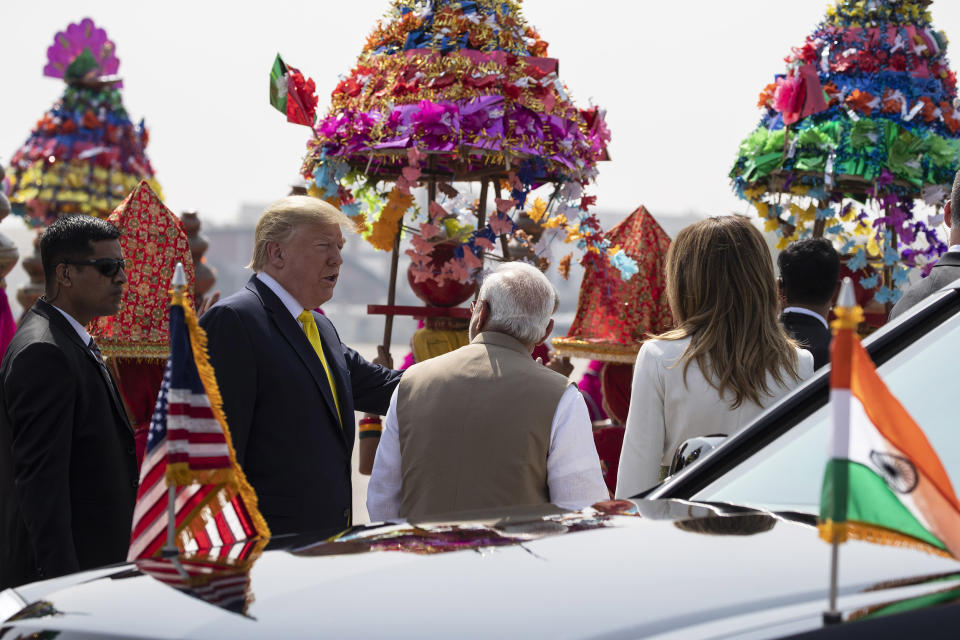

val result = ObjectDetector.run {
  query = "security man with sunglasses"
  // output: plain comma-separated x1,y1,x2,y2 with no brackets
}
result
0,215,138,589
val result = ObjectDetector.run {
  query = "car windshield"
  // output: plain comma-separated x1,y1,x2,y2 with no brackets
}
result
690,306,960,513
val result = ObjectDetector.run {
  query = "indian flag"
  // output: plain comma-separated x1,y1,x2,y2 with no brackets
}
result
818,281,960,558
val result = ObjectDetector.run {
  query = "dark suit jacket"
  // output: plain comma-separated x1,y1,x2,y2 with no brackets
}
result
781,311,831,370
889,252,960,321
0,299,137,589
200,276,401,536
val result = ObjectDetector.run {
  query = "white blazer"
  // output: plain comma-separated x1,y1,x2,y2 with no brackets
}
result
615,337,814,498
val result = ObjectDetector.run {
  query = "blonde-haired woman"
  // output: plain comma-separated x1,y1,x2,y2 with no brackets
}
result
615,215,814,498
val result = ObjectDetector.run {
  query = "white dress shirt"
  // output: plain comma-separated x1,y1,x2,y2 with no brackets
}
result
615,337,814,499
256,272,306,320
50,303,92,345
781,306,828,329
367,384,610,521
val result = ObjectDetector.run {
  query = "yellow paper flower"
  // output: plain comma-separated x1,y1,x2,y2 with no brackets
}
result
543,213,567,229
527,197,548,223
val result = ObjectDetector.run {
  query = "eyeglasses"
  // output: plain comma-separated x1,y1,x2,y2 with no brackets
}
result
62,257,131,278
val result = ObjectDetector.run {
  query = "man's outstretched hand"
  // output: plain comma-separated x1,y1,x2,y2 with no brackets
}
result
374,345,394,370
544,355,574,377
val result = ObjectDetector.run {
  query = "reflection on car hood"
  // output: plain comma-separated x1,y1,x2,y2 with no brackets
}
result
2,499,959,639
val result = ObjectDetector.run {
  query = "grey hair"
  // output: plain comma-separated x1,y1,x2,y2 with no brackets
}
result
477,262,558,345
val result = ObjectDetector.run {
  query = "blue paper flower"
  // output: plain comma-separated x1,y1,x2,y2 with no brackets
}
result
340,202,361,218
892,265,911,286
848,247,868,271
883,244,901,265
859,274,879,289
610,249,639,281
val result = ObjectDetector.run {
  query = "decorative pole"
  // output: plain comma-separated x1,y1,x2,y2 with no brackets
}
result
823,277,858,625
161,261,187,558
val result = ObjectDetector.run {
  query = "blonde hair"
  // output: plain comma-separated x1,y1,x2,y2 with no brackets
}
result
248,196,354,271
656,215,800,408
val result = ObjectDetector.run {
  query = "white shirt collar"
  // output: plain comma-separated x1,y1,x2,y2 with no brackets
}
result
49,303,92,346
256,272,307,320
782,306,829,329
948,244,960,254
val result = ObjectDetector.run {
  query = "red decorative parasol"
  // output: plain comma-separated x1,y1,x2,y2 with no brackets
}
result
88,181,194,465
90,180,194,359
552,206,673,363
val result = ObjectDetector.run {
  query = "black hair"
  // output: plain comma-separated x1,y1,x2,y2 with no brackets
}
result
777,237,841,307
40,214,122,283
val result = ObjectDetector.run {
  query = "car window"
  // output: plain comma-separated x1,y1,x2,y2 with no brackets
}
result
691,307,960,513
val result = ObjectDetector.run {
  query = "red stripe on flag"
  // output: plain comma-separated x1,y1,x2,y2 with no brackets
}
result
231,496,256,538
131,492,170,540
137,458,167,493
167,404,216,419
214,510,236,548
165,431,228,444
193,525,212,550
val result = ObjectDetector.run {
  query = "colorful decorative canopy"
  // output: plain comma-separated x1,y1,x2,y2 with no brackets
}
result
552,206,673,362
730,0,958,304
90,181,194,360
303,0,609,183
5,18,161,227
296,0,634,287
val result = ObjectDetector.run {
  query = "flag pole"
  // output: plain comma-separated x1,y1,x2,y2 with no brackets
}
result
823,276,857,625
161,262,188,558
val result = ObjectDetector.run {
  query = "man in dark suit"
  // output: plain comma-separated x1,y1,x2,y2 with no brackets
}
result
0,215,137,589
891,172,960,320
200,196,401,536
777,237,840,370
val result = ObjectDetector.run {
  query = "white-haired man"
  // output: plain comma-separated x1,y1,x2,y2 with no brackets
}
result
367,262,608,521
200,196,401,536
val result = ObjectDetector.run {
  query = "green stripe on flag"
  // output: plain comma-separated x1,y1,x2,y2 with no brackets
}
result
820,460,946,551
269,53,288,114
862,584,960,620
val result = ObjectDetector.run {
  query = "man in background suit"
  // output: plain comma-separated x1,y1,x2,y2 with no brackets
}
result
201,196,401,536
891,170,960,320
0,215,137,589
777,237,840,370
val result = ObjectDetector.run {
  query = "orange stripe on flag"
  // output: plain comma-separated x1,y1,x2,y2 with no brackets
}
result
850,339,960,516
830,327,853,390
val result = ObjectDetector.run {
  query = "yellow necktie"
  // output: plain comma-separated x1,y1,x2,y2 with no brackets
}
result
297,310,342,427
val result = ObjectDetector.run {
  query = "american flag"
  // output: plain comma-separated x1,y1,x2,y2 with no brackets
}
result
137,538,266,616
128,299,270,560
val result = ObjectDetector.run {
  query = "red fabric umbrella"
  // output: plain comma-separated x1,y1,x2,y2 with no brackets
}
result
89,181,194,465
552,205,672,363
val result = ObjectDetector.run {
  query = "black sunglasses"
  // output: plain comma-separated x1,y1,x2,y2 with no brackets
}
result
62,257,131,278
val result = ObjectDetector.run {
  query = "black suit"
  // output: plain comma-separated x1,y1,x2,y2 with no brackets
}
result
781,310,831,370
200,276,401,536
889,252,960,321
0,299,137,589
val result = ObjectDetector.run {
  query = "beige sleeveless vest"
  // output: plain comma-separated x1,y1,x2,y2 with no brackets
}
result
396,331,571,519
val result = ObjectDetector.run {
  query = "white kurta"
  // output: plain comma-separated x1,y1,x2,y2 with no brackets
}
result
368,385,610,522
615,337,814,498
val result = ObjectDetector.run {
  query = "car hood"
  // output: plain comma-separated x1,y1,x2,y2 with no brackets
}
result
3,499,959,639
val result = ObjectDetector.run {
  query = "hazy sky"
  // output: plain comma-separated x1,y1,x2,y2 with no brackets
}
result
5,1,960,225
